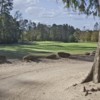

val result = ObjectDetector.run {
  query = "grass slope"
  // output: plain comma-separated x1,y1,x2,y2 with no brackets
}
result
0,41,97,59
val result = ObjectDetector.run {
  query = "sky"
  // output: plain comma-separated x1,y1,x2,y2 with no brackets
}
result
12,0,100,30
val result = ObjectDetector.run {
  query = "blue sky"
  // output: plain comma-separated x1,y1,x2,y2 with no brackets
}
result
12,0,99,30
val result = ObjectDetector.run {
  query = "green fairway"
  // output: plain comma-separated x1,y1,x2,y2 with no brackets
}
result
0,41,97,59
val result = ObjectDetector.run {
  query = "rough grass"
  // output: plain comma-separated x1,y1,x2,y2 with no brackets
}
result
0,41,97,59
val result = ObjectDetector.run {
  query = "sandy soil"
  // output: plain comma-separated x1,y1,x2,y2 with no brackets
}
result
0,58,99,100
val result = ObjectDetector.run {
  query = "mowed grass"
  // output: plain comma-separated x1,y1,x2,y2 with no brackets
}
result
0,41,97,59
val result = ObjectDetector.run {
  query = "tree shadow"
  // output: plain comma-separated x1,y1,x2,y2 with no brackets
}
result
18,80,45,86
0,89,12,100
0,49,52,60
69,54,94,62
17,79,52,89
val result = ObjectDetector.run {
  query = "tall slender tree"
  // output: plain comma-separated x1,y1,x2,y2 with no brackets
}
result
0,0,13,43
62,0,100,83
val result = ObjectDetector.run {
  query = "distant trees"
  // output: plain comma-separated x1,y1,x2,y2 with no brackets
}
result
73,22,99,42
0,0,99,44
0,0,21,43
24,22,99,42
74,30,99,42
24,22,77,42
0,0,80,44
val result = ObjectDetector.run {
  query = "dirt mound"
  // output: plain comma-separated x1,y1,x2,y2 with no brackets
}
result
23,55,40,62
85,52,90,55
84,51,96,56
58,52,70,58
46,54,58,59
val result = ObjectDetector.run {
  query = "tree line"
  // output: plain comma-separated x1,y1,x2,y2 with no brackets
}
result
19,21,99,42
21,22,77,42
74,30,99,42
0,0,99,44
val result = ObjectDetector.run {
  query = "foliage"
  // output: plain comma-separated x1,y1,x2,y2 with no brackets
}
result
74,30,99,42
62,0,99,16
0,0,99,44
0,0,22,43
29,23,77,42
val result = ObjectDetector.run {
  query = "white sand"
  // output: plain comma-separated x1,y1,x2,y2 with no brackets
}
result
0,58,99,100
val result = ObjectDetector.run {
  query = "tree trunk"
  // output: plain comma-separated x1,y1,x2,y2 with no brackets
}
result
82,0,100,84
82,31,100,83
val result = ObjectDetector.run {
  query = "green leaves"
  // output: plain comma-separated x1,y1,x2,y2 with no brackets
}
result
0,0,13,14
62,0,100,16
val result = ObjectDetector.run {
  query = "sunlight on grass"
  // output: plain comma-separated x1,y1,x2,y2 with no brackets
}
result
0,41,97,59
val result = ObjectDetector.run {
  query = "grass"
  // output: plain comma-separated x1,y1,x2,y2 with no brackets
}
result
0,41,97,59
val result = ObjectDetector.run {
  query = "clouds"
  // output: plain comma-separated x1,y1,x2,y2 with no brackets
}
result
42,10,58,18
25,6,60,19
12,0,98,29
13,0,39,9
40,8,63,18
13,0,63,18
25,6,45,17
14,0,39,6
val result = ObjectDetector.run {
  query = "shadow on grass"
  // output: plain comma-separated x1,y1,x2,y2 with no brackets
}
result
69,54,94,62
0,49,52,59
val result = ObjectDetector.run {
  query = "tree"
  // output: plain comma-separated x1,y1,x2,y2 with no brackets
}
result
18,19,28,42
0,0,13,38
91,31,98,42
0,0,13,14
62,0,100,83
74,29,81,42
94,22,99,31
14,11,22,20
0,0,23,43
